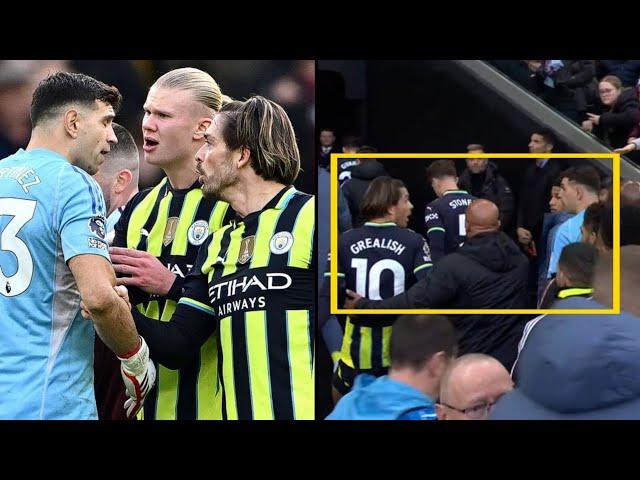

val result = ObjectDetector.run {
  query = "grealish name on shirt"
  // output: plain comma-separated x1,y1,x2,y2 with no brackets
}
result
350,237,406,256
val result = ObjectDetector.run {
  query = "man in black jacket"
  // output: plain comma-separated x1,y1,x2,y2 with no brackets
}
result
458,144,515,233
516,129,563,250
318,128,338,169
345,199,530,371
516,129,563,305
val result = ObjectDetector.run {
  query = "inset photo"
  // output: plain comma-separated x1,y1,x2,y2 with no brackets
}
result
0,60,315,420
317,60,640,420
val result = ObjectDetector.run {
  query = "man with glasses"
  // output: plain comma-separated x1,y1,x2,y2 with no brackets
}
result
437,353,513,420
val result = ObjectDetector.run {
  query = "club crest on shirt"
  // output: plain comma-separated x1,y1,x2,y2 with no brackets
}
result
238,235,256,264
188,220,209,246
163,217,179,247
270,231,293,255
88,215,106,239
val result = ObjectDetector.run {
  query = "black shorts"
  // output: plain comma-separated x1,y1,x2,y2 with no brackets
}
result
331,360,389,395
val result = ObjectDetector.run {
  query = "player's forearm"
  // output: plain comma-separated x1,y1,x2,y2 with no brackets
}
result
90,292,140,357
131,304,213,369
357,291,413,310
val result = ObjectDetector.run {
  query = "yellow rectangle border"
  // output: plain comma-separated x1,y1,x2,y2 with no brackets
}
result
330,152,620,315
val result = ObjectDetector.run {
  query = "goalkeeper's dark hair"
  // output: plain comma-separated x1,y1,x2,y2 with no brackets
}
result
31,71,122,127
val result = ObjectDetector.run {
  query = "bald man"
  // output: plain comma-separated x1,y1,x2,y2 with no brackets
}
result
346,199,530,370
92,123,140,421
437,354,513,420
92,123,140,244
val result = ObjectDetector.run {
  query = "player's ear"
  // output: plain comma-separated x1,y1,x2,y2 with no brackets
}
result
63,108,80,139
237,146,251,169
577,185,585,201
193,117,212,141
114,169,133,194
387,204,396,218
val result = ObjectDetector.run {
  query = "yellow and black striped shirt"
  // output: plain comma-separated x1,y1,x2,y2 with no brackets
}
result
114,177,234,420
328,223,432,372
177,185,315,420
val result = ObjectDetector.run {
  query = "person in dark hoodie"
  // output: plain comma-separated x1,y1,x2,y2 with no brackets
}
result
326,314,457,420
341,145,387,227
582,75,640,148
345,199,530,371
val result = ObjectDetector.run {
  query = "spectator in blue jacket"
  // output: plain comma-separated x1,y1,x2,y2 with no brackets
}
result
326,315,457,420
547,166,601,278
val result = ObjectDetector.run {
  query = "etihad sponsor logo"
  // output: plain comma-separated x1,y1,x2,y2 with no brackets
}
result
217,296,267,316
167,262,193,278
208,272,292,302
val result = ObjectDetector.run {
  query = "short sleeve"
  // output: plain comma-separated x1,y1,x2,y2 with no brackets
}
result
412,235,433,280
57,167,110,263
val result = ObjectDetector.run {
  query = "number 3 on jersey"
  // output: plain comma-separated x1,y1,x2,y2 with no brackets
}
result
351,257,405,300
0,198,37,297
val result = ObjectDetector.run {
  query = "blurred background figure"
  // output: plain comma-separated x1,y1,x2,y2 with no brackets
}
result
0,60,315,196
0,60,71,158
92,123,140,244
341,146,387,227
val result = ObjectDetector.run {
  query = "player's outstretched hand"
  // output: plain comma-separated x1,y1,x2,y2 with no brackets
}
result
344,289,364,309
118,336,156,419
110,247,176,296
